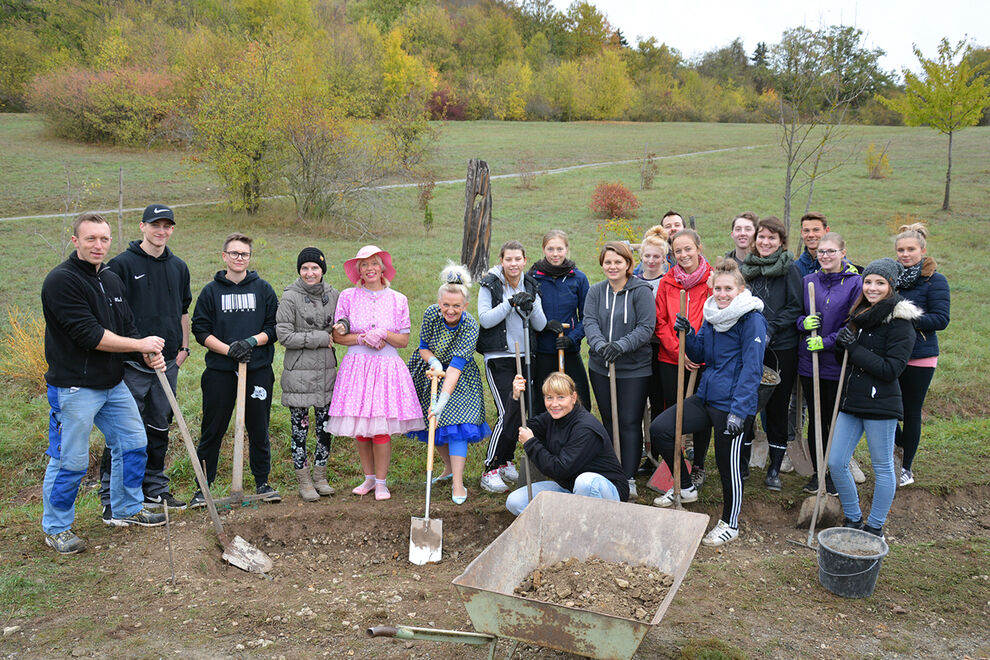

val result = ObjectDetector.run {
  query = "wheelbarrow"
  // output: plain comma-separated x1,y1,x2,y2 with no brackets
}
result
369,490,709,659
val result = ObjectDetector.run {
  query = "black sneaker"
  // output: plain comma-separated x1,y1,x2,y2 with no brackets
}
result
188,491,207,509
102,505,126,527
803,474,820,494
740,462,750,481
765,469,782,492
45,529,86,555
690,467,706,489
843,517,864,530
112,508,166,527
256,483,282,503
863,523,885,540
825,475,838,496
145,492,187,510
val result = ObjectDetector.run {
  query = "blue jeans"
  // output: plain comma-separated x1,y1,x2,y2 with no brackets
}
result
505,472,620,516
43,382,148,534
827,412,897,529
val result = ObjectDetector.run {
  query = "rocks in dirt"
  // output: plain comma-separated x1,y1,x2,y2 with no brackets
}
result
796,495,843,528
3,626,21,637
514,556,673,622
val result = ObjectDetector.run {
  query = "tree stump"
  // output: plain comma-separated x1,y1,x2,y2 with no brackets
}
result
461,159,492,281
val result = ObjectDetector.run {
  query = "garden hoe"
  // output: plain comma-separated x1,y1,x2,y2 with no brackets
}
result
410,369,443,565
155,367,273,573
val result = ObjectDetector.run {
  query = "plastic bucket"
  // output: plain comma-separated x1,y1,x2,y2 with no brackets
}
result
817,527,889,598
756,366,780,413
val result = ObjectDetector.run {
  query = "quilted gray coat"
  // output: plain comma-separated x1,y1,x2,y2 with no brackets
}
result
276,277,340,408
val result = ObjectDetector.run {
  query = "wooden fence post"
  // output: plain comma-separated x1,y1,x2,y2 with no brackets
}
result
461,159,492,281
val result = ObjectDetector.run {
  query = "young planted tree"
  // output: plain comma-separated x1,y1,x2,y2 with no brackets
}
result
880,38,990,211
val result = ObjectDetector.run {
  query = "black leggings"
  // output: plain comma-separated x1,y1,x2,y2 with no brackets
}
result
658,361,712,469
761,348,798,451
800,375,839,474
895,365,935,471
650,396,749,528
483,357,524,472
532,351,592,413
589,370,650,479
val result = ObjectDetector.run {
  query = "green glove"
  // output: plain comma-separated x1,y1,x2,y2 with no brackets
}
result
802,313,822,331
806,336,824,352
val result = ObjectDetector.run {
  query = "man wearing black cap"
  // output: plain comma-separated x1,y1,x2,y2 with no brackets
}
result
99,204,192,521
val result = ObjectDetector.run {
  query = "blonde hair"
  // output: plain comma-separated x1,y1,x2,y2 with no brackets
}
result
542,230,569,249
712,257,746,288
640,225,670,256
542,371,578,399
819,231,845,250
894,222,928,250
438,262,472,302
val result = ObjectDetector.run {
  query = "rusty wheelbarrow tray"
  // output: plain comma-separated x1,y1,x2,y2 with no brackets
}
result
371,490,709,660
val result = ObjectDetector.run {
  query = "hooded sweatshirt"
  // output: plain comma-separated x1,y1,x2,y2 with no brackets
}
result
477,265,547,359
192,270,278,372
584,276,655,378
107,240,192,362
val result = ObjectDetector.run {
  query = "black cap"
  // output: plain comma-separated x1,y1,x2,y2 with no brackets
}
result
142,204,175,224
297,246,327,274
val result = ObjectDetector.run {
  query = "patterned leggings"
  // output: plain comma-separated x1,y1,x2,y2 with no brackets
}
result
290,406,332,470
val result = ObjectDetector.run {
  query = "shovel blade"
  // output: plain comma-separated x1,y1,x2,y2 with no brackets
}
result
223,535,274,573
647,460,691,493
408,517,442,565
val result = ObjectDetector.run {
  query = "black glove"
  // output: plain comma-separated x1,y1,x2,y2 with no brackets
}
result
599,342,622,364
726,414,744,436
546,319,565,335
555,334,575,351
227,337,257,362
508,291,535,313
673,313,691,334
835,327,857,350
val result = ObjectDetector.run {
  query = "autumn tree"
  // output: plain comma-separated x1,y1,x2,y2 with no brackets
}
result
880,38,990,210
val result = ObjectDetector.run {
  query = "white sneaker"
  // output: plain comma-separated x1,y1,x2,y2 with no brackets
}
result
780,453,795,473
850,458,866,484
480,469,509,493
652,485,698,508
899,467,914,487
499,461,519,483
702,520,739,547
627,478,638,499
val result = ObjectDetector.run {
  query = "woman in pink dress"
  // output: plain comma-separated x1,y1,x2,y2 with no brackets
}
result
329,245,425,500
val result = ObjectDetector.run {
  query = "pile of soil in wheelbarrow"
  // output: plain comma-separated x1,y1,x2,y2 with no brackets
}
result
513,556,674,621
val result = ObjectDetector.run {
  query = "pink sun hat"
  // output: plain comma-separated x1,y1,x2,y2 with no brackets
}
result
344,245,396,284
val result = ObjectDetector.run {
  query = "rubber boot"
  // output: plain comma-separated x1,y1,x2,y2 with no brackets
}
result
296,467,320,502
311,465,335,496
765,446,785,492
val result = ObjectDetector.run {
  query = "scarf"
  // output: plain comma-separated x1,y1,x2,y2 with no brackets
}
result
849,294,900,331
741,248,794,280
896,260,924,290
298,277,330,304
530,258,576,279
671,254,711,290
703,289,765,332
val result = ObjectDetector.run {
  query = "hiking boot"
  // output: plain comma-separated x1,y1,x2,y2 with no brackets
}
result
701,520,739,547
690,467,706,489
256,483,282,503
45,529,86,555
498,461,519,483
849,458,866,484
627,478,638,499
311,465,335,496
899,468,914,487
188,490,207,509
780,453,795,473
102,505,125,527
113,508,166,527
145,492,187,510
843,517,864,530
480,469,509,493
652,485,698,508
765,468,782,492
295,467,320,502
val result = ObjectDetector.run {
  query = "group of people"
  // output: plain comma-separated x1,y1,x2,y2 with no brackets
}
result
39,205,948,554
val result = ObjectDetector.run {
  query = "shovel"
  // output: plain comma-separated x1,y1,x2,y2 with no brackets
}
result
409,370,443,565
671,289,688,509
556,322,571,372
514,343,534,502
154,367,273,573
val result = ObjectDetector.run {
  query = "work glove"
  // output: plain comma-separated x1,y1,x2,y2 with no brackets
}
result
673,313,691,334
835,327,857,350
428,356,444,373
599,341,622,364
725,414,744,436
227,336,257,362
508,291,535,313
802,313,822,331
546,319,565,335
806,336,824,352
430,390,450,419
555,334,575,351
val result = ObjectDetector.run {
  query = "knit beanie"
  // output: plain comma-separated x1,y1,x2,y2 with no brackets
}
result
297,247,326,274
861,257,903,287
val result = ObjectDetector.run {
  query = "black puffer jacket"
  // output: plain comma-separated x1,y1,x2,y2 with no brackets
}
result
838,296,921,420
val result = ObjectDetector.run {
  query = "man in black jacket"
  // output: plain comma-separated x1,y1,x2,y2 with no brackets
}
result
99,204,192,521
505,372,628,515
189,232,280,507
41,212,167,555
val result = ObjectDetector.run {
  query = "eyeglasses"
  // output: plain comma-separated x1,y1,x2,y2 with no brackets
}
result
817,249,840,257
224,251,251,260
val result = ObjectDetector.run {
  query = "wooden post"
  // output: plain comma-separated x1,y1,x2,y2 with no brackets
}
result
461,159,492,282
117,167,125,253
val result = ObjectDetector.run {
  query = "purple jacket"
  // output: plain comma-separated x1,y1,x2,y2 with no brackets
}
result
796,265,861,380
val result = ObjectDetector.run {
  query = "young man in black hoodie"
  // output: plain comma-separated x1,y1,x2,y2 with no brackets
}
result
41,212,167,555
190,232,280,506
99,204,192,520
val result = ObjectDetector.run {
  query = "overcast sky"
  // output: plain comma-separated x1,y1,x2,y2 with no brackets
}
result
557,0,989,77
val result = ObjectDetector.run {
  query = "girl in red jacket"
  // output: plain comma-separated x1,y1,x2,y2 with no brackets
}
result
655,229,713,485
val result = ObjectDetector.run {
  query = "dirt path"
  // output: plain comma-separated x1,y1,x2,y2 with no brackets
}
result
1,484,988,659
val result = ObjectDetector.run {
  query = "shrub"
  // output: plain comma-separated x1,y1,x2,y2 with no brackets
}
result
866,142,892,179
590,182,641,219
595,218,641,252
0,307,47,393
640,150,658,190
427,86,466,120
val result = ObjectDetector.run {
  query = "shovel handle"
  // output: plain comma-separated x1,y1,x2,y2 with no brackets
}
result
514,343,533,503
556,323,571,372
673,289,687,508
424,370,440,519
231,362,246,495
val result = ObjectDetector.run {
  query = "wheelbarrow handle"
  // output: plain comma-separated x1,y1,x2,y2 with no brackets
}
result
367,626,398,638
